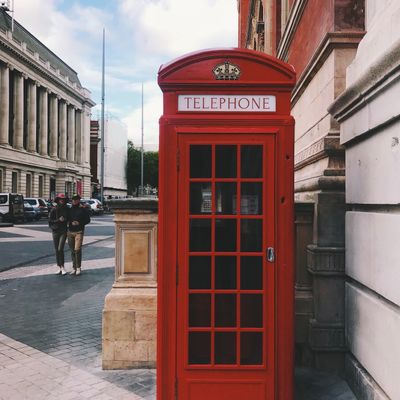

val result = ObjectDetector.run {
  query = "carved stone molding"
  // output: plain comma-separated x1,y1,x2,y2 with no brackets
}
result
307,245,345,275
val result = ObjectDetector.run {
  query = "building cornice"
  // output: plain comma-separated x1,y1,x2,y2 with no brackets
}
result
291,31,364,107
0,30,94,107
329,38,400,125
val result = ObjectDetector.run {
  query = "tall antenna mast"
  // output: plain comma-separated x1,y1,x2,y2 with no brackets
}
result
140,83,144,196
100,28,105,204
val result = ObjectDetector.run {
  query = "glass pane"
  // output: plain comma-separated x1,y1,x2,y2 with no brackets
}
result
240,219,262,252
215,219,236,252
190,145,211,178
241,183,262,215
241,145,262,178
215,256,236,289
190,219,211,252
189,294,211,327
189,256,211,289
190,183,212,214
189,332,211,364
216,183,236,215
241,332,262,365
215,294,236,327
240,294,263,327
241,256,263,290
216,145,237,178
215,332,236,364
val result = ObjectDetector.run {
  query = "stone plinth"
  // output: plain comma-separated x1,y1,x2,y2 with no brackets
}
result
102,198,158,369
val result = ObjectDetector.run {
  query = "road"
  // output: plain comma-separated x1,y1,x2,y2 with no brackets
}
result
0,214,115,272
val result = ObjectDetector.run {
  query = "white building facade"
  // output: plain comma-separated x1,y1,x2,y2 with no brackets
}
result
0,9,95,200
95,117,127,197
329,1,400,399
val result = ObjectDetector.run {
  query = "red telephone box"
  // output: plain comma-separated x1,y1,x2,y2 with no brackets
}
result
157,48,296,400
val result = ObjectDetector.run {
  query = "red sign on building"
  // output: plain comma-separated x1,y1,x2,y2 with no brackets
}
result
157,48,296,400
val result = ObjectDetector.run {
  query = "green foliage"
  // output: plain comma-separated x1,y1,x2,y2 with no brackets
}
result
126,140,158,195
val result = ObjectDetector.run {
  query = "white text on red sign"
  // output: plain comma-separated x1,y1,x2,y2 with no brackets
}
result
178,95,276,112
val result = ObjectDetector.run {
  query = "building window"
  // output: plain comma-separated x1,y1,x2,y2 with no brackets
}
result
65,181,72,198
26,174,32,197
38,175,44,197
0,169,3,192
12,171,18,193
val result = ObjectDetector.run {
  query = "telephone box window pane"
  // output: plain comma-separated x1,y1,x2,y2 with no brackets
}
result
215,294,236,327
241,219,262,252
215,256,237,289
240,294,263,327
190,145,211,178
241,332,263,365
216,145,237,178
190,182,212,214
189,332,211,364
241,145,262,178
189,256,211,289
190,219,211,251
216,182,236,214
240,256,263,290
189,294,211,327
215,332,236,364
241,183,262,215
215,219,236,251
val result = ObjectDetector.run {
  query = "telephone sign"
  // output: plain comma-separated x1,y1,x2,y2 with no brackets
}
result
157,48,296,400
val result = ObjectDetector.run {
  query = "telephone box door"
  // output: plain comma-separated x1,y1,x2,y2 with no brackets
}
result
177,132,276,399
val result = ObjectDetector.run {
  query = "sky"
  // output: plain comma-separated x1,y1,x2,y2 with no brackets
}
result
10,0,238,150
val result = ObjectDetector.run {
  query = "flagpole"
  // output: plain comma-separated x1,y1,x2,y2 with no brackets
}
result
100,28,105,203
140,82,144,196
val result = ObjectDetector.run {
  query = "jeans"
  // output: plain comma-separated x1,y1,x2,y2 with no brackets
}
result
52,231,67,267
67,231,84,270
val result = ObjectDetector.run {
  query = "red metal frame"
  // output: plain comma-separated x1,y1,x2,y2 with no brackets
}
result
158,48,295,400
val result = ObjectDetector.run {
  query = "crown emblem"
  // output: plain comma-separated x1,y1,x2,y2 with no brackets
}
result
212,61,241,80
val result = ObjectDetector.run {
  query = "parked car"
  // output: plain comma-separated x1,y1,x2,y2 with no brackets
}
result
24,198,49,219
23,201,40,222
0,193,25,223
81,198,104,215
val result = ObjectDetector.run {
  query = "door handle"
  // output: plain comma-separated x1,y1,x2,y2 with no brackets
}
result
266,247,275,263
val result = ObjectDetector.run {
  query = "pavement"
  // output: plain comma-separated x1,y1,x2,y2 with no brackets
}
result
0,219,356,400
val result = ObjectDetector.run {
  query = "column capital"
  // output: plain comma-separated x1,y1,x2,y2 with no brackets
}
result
22,72,29,80
7,63,14,71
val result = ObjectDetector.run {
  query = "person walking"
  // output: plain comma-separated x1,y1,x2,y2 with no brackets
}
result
48,193,69,276
67,194,90,276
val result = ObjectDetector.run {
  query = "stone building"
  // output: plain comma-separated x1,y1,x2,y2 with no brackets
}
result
240,0,400,399
0,8,95,199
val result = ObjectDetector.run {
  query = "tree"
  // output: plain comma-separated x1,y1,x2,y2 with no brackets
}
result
126,140,159,195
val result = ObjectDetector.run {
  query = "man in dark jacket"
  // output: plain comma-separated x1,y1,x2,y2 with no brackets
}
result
48,193,69,275
67,194,90,276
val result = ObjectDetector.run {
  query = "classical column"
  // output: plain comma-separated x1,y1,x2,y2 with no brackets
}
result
75,109,82,164
39,88,48,156
59,100,67,160
13,71,24,150
27,81,37,153
49,94,58,158
0,63,10,146
67,105,76,162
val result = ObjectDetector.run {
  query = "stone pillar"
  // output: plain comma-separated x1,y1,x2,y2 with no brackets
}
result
75,110,82,164
102,198,158,369
49,94,58,158
59,101,67,160
0,63,10,146
13,72,24,150
39,88,48,156
307,191,346,373
67,105,75,162
27,81,37,153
